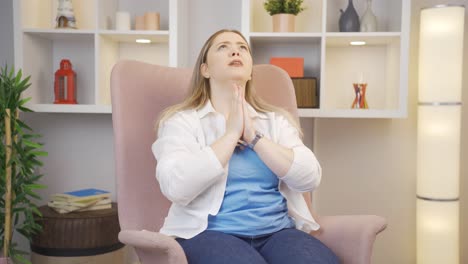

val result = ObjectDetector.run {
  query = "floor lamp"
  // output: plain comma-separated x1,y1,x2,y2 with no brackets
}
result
417,5,465,264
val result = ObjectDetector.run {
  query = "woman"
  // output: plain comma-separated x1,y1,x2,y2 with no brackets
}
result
152,29,338,264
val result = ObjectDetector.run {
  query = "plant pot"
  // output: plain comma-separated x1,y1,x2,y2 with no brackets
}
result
0,257,13,264
272,14,295,32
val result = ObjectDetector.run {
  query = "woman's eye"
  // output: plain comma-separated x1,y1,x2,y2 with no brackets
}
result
218,44,227,50
240,45,248,50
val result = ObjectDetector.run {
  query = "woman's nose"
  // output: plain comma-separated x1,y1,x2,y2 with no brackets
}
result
230,51,240,56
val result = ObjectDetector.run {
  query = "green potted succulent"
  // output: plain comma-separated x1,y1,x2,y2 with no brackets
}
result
264,0,306,32
1,65,47,264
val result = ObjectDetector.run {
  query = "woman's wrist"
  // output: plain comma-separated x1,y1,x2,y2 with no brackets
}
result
247,131,264,149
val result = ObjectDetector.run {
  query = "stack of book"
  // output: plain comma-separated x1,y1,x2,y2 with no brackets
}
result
48,188,112,214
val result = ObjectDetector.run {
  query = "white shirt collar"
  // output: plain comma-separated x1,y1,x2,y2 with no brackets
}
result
196,99,269,120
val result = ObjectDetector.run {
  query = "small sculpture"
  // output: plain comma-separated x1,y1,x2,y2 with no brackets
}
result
351,83,368,109
56,0,77,29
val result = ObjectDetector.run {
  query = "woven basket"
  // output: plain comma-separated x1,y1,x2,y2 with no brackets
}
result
31,203,123,256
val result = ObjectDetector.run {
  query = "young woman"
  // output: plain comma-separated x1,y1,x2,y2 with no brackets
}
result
152,29,338,264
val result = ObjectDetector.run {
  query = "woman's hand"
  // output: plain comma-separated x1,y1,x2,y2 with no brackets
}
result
225,84,244,140
242,98,256,144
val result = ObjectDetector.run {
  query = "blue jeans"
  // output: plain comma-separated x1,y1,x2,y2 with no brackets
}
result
176,228,339,264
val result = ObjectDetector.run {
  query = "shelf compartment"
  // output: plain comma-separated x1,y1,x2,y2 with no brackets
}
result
23,29,95,41
98,0,169,30
98,30,169,43
322,35,400,111
248,0,322,33
326,0,402,32
19,0,96,30
298,108,404,118
97,34,169,105
249,32,322,43
250,36,321,78
21,32,96,106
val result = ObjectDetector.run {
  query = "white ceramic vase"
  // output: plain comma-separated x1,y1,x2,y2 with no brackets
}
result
360,0,377,32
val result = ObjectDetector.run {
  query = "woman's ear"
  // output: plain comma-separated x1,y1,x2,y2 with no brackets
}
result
200,63,210,79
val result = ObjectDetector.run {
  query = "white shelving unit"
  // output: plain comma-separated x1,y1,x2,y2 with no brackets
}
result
242,0,410,118
13,0,188,114
14,0,409,118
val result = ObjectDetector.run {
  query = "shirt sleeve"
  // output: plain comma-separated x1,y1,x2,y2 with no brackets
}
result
152,112,224,206
275,114,322,192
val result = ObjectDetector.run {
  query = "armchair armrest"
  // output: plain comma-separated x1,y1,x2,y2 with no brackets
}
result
119,229,187,264
311,215,387,264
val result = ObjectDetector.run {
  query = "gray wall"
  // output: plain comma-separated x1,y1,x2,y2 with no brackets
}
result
0,0,14,65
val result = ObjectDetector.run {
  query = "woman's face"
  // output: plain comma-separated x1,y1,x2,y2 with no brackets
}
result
201,32,253,84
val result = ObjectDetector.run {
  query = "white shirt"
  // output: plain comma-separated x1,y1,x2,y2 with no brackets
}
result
152,100,321,239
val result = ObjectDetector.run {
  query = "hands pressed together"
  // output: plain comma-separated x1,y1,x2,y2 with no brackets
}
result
225,84,256,147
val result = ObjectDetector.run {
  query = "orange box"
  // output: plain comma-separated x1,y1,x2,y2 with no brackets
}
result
269,57,304,77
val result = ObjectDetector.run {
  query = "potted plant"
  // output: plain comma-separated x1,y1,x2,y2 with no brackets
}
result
264,0,306,32
1,65,47,264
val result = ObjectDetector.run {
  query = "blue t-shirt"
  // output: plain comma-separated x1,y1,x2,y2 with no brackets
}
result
207,147,295,236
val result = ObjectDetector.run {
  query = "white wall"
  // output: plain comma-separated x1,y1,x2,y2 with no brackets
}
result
187,0,241,65
1,0,467,263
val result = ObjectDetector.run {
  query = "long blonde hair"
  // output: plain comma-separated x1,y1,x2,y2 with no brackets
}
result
157,29,302,136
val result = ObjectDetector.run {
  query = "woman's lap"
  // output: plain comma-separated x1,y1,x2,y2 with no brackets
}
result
258,228,339,264
176,229,339,264
176,230,267,264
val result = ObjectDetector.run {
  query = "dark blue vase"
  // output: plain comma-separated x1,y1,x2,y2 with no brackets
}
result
339,0,360,32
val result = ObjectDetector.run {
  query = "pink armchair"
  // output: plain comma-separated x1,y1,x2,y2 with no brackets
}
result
111,60,387,264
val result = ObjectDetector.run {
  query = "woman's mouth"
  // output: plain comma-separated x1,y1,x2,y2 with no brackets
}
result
229,60,243,66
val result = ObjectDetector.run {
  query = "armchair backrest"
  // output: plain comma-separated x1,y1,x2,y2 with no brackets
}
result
111,60,302,232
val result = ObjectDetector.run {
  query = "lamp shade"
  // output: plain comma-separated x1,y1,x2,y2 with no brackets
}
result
417,5,464,264
417,105,461,199
418,6,465,102
417,199,459,264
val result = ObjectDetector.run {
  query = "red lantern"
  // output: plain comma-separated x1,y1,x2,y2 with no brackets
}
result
54,59,77,104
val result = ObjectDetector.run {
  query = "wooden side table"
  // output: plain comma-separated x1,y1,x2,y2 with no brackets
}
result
31,203,127,264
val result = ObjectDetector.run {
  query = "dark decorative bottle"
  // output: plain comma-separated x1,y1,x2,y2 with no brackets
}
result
339,0,360,32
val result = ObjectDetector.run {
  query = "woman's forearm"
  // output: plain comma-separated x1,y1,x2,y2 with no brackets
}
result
211,132,239,167
252,136,294,178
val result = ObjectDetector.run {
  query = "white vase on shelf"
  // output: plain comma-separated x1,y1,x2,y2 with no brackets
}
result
360,0,377,32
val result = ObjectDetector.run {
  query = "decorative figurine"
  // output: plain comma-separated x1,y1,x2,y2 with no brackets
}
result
56,0,77,29
351,83,368,109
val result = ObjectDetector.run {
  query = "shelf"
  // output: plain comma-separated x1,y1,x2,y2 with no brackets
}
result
98,30,169,43
298,108,404,118
23,29,95,41
249,32,322,45
325,33,400,47
242,0,409,118
326,0,403,32
15,0,188,113
28,104,111,114
16,0,408,116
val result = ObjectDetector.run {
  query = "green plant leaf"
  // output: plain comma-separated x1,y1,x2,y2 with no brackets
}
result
23,139,42,148
0,64,45,261
30,151,48,156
